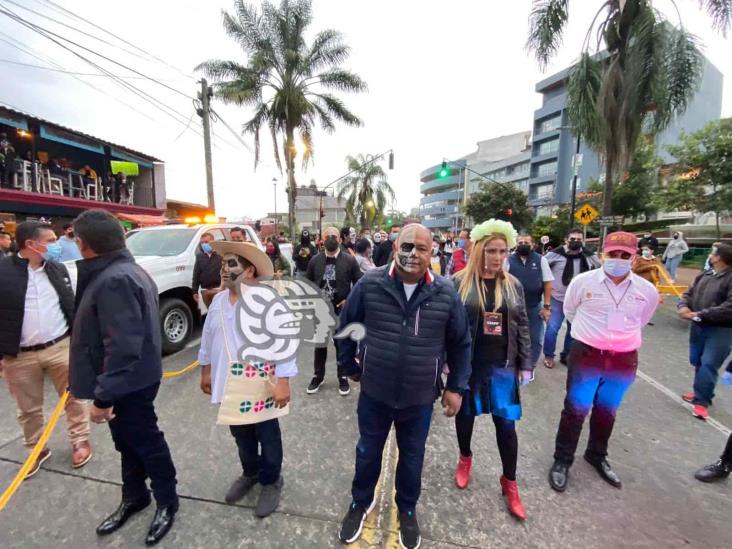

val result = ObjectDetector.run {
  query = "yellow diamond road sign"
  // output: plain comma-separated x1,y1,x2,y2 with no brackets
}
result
575,203,599,225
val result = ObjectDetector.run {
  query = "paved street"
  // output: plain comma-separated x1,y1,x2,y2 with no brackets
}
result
1,301,730,549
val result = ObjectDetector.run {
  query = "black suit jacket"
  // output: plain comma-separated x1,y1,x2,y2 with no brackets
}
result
306,251,363,308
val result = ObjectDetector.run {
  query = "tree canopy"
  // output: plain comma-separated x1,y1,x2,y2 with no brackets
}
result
464,181,533,231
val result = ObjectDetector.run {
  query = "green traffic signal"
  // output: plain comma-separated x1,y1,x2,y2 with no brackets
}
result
438,161,448,178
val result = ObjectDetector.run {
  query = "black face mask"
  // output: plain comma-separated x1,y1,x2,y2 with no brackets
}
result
66,231,74,238
568,240,582,251
324,237,339,252
517,244,531,256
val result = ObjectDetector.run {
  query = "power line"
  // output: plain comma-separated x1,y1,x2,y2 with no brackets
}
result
0,57,179,78
0,4,254,153
210,107,254,153
31,0,197,82
0,32,158,123
0,5,201,134
3,0,169,70
0,4,195,101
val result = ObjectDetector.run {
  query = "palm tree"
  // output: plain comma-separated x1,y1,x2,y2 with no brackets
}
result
336,154,396,229
526,0,731,216
196,0,367,237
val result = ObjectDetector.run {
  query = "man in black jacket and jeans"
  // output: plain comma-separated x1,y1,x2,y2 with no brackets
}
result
305,225,362,396
336,224,472,549
69,210,178,546
678,243,732,420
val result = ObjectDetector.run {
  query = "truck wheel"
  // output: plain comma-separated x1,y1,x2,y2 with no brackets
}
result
160,298,192,355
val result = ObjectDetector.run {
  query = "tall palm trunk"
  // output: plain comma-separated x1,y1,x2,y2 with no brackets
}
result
603,162,614,216
285,124,297,239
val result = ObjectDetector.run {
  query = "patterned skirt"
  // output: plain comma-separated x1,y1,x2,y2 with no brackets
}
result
459,361,521,421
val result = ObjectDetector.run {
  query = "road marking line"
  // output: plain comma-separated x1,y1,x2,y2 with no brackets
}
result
350,427,396,548
385,446,401,549
637,369,731,436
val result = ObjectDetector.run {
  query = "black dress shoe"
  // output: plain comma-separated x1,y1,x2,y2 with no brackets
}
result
549,460,569,492
145,504,177,546
96,498,151,536
584,455,622,488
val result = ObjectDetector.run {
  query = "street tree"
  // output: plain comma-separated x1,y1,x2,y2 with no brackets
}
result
532,205,571,245
661,119,732,239
336,154,395,229
463,181,533,230
196,0,366,238
526,0,731,216
587,139,661,218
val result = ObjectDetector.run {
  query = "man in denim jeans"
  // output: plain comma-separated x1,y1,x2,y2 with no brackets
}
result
542,229,601,368
679,243,732,420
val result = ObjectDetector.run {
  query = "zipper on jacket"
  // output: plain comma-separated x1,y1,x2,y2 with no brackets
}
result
362,345,368,375
434,357,439,386
415,306,421,336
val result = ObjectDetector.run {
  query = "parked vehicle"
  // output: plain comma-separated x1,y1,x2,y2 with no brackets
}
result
65,223,262,354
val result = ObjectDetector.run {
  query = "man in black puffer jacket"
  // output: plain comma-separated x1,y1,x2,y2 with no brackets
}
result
336,224,471,549
69,209,178,546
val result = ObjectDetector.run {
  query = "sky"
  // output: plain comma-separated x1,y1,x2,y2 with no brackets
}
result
1,0,730,221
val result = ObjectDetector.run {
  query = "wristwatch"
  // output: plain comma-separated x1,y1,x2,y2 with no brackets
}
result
543,303,551,310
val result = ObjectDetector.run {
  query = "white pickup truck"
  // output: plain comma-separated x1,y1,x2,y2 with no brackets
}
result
65,223,263,354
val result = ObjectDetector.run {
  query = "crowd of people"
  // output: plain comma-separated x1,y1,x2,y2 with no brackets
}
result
0,131,133,203
0,212,730,548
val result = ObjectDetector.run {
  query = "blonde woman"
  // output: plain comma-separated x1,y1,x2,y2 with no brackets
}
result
453,219,532,521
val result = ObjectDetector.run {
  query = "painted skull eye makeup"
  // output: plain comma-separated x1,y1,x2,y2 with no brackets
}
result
400,243,415,253
226,258,240,269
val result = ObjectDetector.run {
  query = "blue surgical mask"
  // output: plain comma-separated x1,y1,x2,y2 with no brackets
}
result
603,258,632,277
457,239,466,249
41,242,63,262
201,243,213,254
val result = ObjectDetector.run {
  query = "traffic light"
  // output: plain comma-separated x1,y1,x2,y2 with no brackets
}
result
438,161,448,178
386,218,393,226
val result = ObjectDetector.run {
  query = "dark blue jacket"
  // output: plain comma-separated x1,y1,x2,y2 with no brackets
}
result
508,251,545,308
337,264,472,409
69,249,162,406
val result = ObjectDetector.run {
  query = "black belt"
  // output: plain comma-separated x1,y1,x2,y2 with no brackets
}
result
574,340,636,357
19,333,69,353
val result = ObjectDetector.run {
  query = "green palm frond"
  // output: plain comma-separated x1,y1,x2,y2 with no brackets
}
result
314,93,362,126
314,69,368,92
700,0,732,33
664,27,703,116
566,53,604,146
526,0,570,69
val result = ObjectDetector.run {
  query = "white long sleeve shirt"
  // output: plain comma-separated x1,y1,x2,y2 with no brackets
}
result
19,257,68,347
563,268,659,352
198,289,297,404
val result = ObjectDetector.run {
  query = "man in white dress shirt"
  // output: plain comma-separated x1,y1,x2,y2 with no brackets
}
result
0,221,91,477
198,241,297,518
548,231,658,492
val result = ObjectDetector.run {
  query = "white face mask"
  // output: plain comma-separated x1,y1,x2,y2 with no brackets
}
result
642,249,652,258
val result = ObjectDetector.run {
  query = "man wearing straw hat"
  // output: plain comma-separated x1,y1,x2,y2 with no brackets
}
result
198,240,297,518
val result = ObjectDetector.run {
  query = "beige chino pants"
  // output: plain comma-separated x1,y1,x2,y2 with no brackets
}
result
2,338,90,449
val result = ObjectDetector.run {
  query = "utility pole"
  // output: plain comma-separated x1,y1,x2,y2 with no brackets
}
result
198,78,215,213
568,132,582,227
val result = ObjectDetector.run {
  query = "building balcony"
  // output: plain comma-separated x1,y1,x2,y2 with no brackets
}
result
421,204,458,217
422,217,454,229
0,187,164,219
420,190,461,204
420,177,461,194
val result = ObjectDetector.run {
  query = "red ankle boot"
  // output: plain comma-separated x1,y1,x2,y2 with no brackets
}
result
500,475,526,520
454,455,472,489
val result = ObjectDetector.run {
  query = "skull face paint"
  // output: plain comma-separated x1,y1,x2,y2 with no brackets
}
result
396,225,427,274
221,253,251,289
